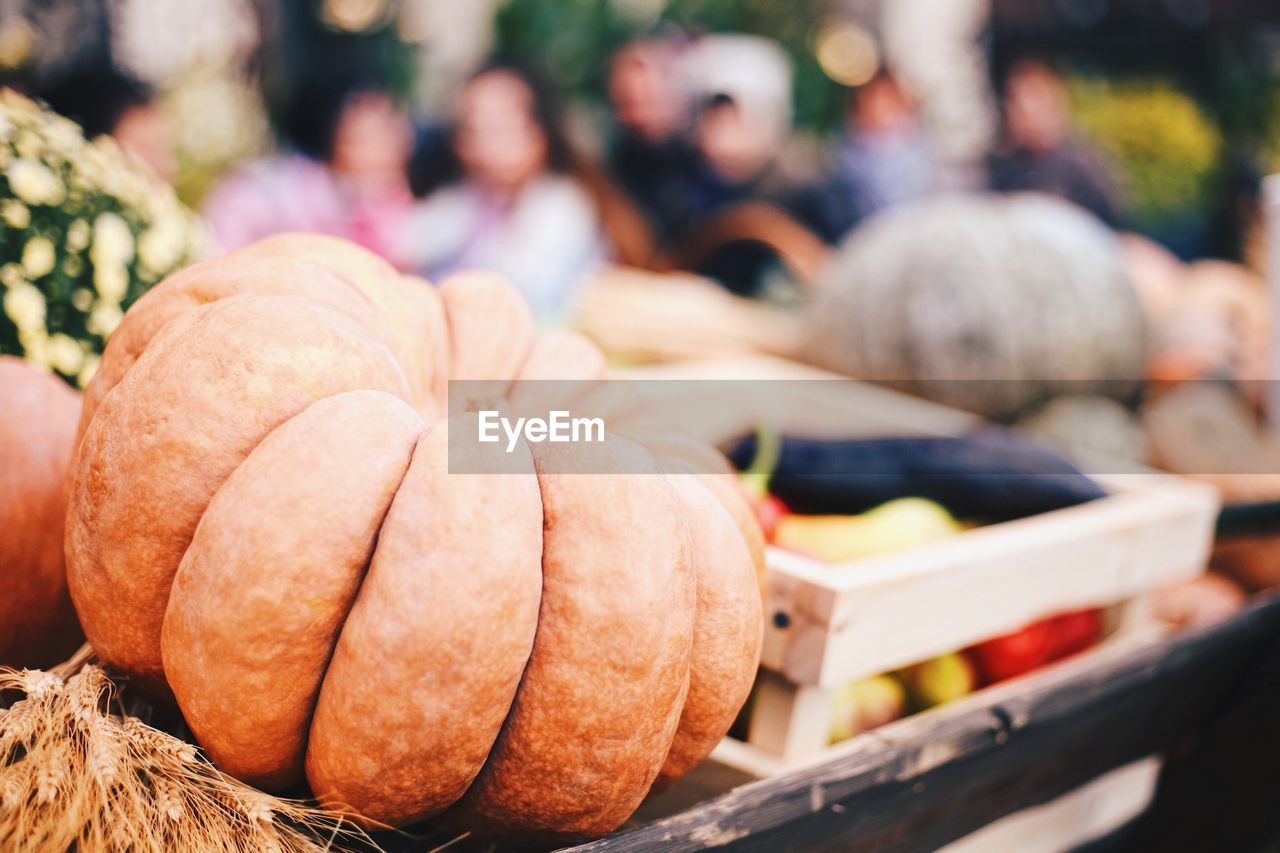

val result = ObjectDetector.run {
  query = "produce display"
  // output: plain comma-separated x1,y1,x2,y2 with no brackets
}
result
61,234,764,844
740,442,1108,745
0,355,82,668
822,605,1106,746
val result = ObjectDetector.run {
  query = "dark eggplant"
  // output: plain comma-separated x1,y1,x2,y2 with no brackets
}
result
727,430,1106,523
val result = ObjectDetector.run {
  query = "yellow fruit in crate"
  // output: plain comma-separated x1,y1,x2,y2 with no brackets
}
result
774,498,962,563
829,674,907,744
899,652,976,709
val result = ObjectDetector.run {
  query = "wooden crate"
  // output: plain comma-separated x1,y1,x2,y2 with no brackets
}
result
746,472,1217,765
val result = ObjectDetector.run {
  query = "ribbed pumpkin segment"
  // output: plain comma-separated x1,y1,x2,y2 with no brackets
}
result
305,415,544,827
656,477,763,787
440,271,534,382
161,390,423,790
65,293,411,692
234,233,446,413
444,437,695,846
77,254,389,445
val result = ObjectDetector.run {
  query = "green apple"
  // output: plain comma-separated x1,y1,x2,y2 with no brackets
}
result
899,652,977,710
829,674,907,744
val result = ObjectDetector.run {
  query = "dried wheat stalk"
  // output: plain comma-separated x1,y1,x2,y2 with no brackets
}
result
0,658,370,852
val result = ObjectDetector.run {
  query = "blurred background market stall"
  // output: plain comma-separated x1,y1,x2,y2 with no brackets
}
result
5,0,1280,485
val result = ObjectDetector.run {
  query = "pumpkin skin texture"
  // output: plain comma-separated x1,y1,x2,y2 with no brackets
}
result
444,437,695,844
515,329,609,383
656,477,763,788
506,329,610,424
233,233,448,414
78,234,449,446
0,356,83,668
400,274,452,417
67,293,410,692
440,270,535,381
161,390,423,789
65,238,764,843
77,254,390,445
616,428,769,596
307,415,544,826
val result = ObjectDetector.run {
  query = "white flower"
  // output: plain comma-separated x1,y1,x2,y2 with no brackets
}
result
137,220,185,274
13,129,40,160
93,264,129,304
87,300,123,337
18,327,49,368
3,282,45,332
71,288,94,312
66,218,90,252
6,158,65,206
21,236,56,278
42,114,83,153
0,262,24,289
45,333,85,375
0,198,28,229
90,212,135,268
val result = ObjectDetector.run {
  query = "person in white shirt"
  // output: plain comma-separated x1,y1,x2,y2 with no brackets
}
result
396,59,605,323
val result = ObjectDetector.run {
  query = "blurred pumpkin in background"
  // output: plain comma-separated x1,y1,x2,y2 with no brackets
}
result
804,193,1147,420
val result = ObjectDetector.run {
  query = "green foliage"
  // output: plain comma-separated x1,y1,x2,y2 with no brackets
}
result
1266,89,1280,174
1070,77,1223,222
494,0,845,132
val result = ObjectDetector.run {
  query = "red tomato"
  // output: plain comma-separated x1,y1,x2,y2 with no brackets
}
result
755,494,788,543
968,620,1055,685
1045,608,1104,661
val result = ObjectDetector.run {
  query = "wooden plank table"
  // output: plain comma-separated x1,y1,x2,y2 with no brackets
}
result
564,593,1280,852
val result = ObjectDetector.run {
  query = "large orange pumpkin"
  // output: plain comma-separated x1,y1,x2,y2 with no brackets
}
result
65,234,763,843
0,356,83,668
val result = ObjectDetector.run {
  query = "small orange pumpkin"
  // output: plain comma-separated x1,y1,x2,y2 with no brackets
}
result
0,355,83,667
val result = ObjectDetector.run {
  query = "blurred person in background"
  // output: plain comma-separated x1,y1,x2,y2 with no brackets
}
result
664,89,834,295
604,35,697,249
657,35,845,295
40,65,176,183
202,69,415,256
989,58,1120,227
831,70,938,228
669,35,795,233
394,58,604,322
